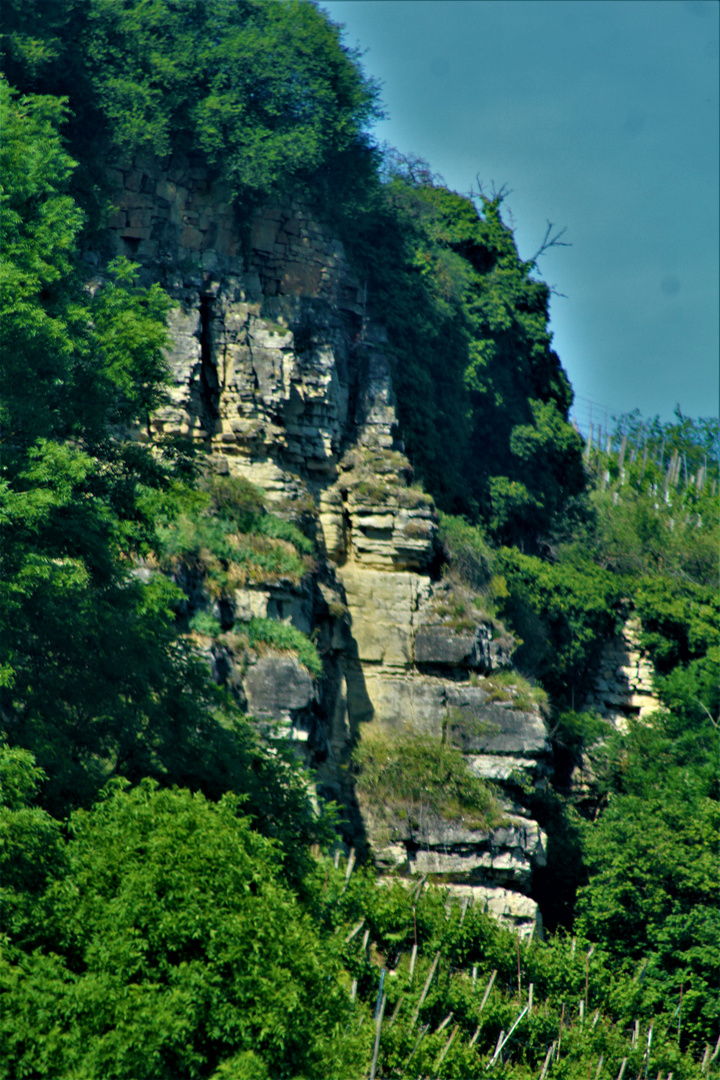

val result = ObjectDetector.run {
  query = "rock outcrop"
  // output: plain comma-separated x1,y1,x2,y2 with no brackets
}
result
87,152,552,935
582,616,661,729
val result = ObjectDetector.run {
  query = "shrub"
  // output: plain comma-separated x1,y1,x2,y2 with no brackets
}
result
437,512,494,590
244,618,322,678
189,610,222,637
482,670,549,713
353,731,502,842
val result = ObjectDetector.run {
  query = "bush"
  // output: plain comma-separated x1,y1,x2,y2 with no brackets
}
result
481,670,549,713
437,512,494,590
353,731,502,842
495,547,621,707
2,0,382,205
0,773,358,1079
244,617,322,678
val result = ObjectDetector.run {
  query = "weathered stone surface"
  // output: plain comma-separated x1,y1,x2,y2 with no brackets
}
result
361,675,445,737
409,848,532,887
371,815,546,890
414,625,481,667
244,655,315,720
87,155,554,934
443,884,543,940
583,615,661,727
232,584,314,635
445,693,550,757
339,567,432,667
466,754,541,782
417,817,546,861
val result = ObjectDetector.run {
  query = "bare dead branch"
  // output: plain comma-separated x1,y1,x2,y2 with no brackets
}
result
532,220,572,262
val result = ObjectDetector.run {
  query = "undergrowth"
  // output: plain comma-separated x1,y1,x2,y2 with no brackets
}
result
243,616,322,677
159,474,319,674
353,731,503,841
480,670,549,713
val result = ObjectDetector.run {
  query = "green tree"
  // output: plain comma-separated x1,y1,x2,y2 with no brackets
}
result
494,547,621,707
0,80,206,811
1,0,381,204
341,157,587,547
0,84,324,860
575,706,720,1048
0,759,359,1079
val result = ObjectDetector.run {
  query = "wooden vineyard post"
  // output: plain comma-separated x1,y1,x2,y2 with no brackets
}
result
404,1024,429,1071
388,995,403,1028
470,969,497,1045
410,951,440,1028
585,944,594,1010
436,1024,460,1071
539,1042,555,1079
368,992,386,1080
344,918,365,944
341,847,355,894
486,1006,528,1069
408,943,417,984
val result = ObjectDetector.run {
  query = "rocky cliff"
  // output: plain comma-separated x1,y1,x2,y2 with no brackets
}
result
582,615,661,728
87,151,553,935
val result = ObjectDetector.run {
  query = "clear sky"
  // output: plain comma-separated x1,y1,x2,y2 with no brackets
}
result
320,0,719,428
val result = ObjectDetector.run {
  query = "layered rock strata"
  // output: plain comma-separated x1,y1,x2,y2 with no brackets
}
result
88,154,552,935
582,616,661,729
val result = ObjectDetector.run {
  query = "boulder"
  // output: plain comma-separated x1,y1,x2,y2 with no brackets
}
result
244,654,315,720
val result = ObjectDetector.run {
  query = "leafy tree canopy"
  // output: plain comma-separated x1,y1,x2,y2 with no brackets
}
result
0,79,189,810
0,82,323,859
575,705,720,1048
340,156,586,547
1,0,381,202
0,765,357,1080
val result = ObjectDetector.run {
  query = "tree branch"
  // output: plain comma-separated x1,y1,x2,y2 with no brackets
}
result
532,220,571,262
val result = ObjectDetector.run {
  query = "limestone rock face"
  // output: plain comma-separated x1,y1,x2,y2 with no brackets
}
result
582,615,661,728
330,559,550,936
88,154,552,935
374,815,547,889
244,655,315,720
442,885,543,939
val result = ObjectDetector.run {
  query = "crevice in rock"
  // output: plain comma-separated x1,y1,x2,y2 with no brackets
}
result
344,318,366,448
198,292,219,435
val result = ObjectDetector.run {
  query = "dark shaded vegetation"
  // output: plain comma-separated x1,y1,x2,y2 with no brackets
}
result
1,0,382,211
333,156,587,549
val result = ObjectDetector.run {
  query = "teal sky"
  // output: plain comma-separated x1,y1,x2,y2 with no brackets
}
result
320,0,719,427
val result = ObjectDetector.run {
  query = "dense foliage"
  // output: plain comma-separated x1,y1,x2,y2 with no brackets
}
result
353,730,503,841
2,0,586,550
2,744,713,1078
0,78,194,811
338,158,587,546
1,758,356,1080
1,0,381,204
0,80,324,862
576,710,720,1049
